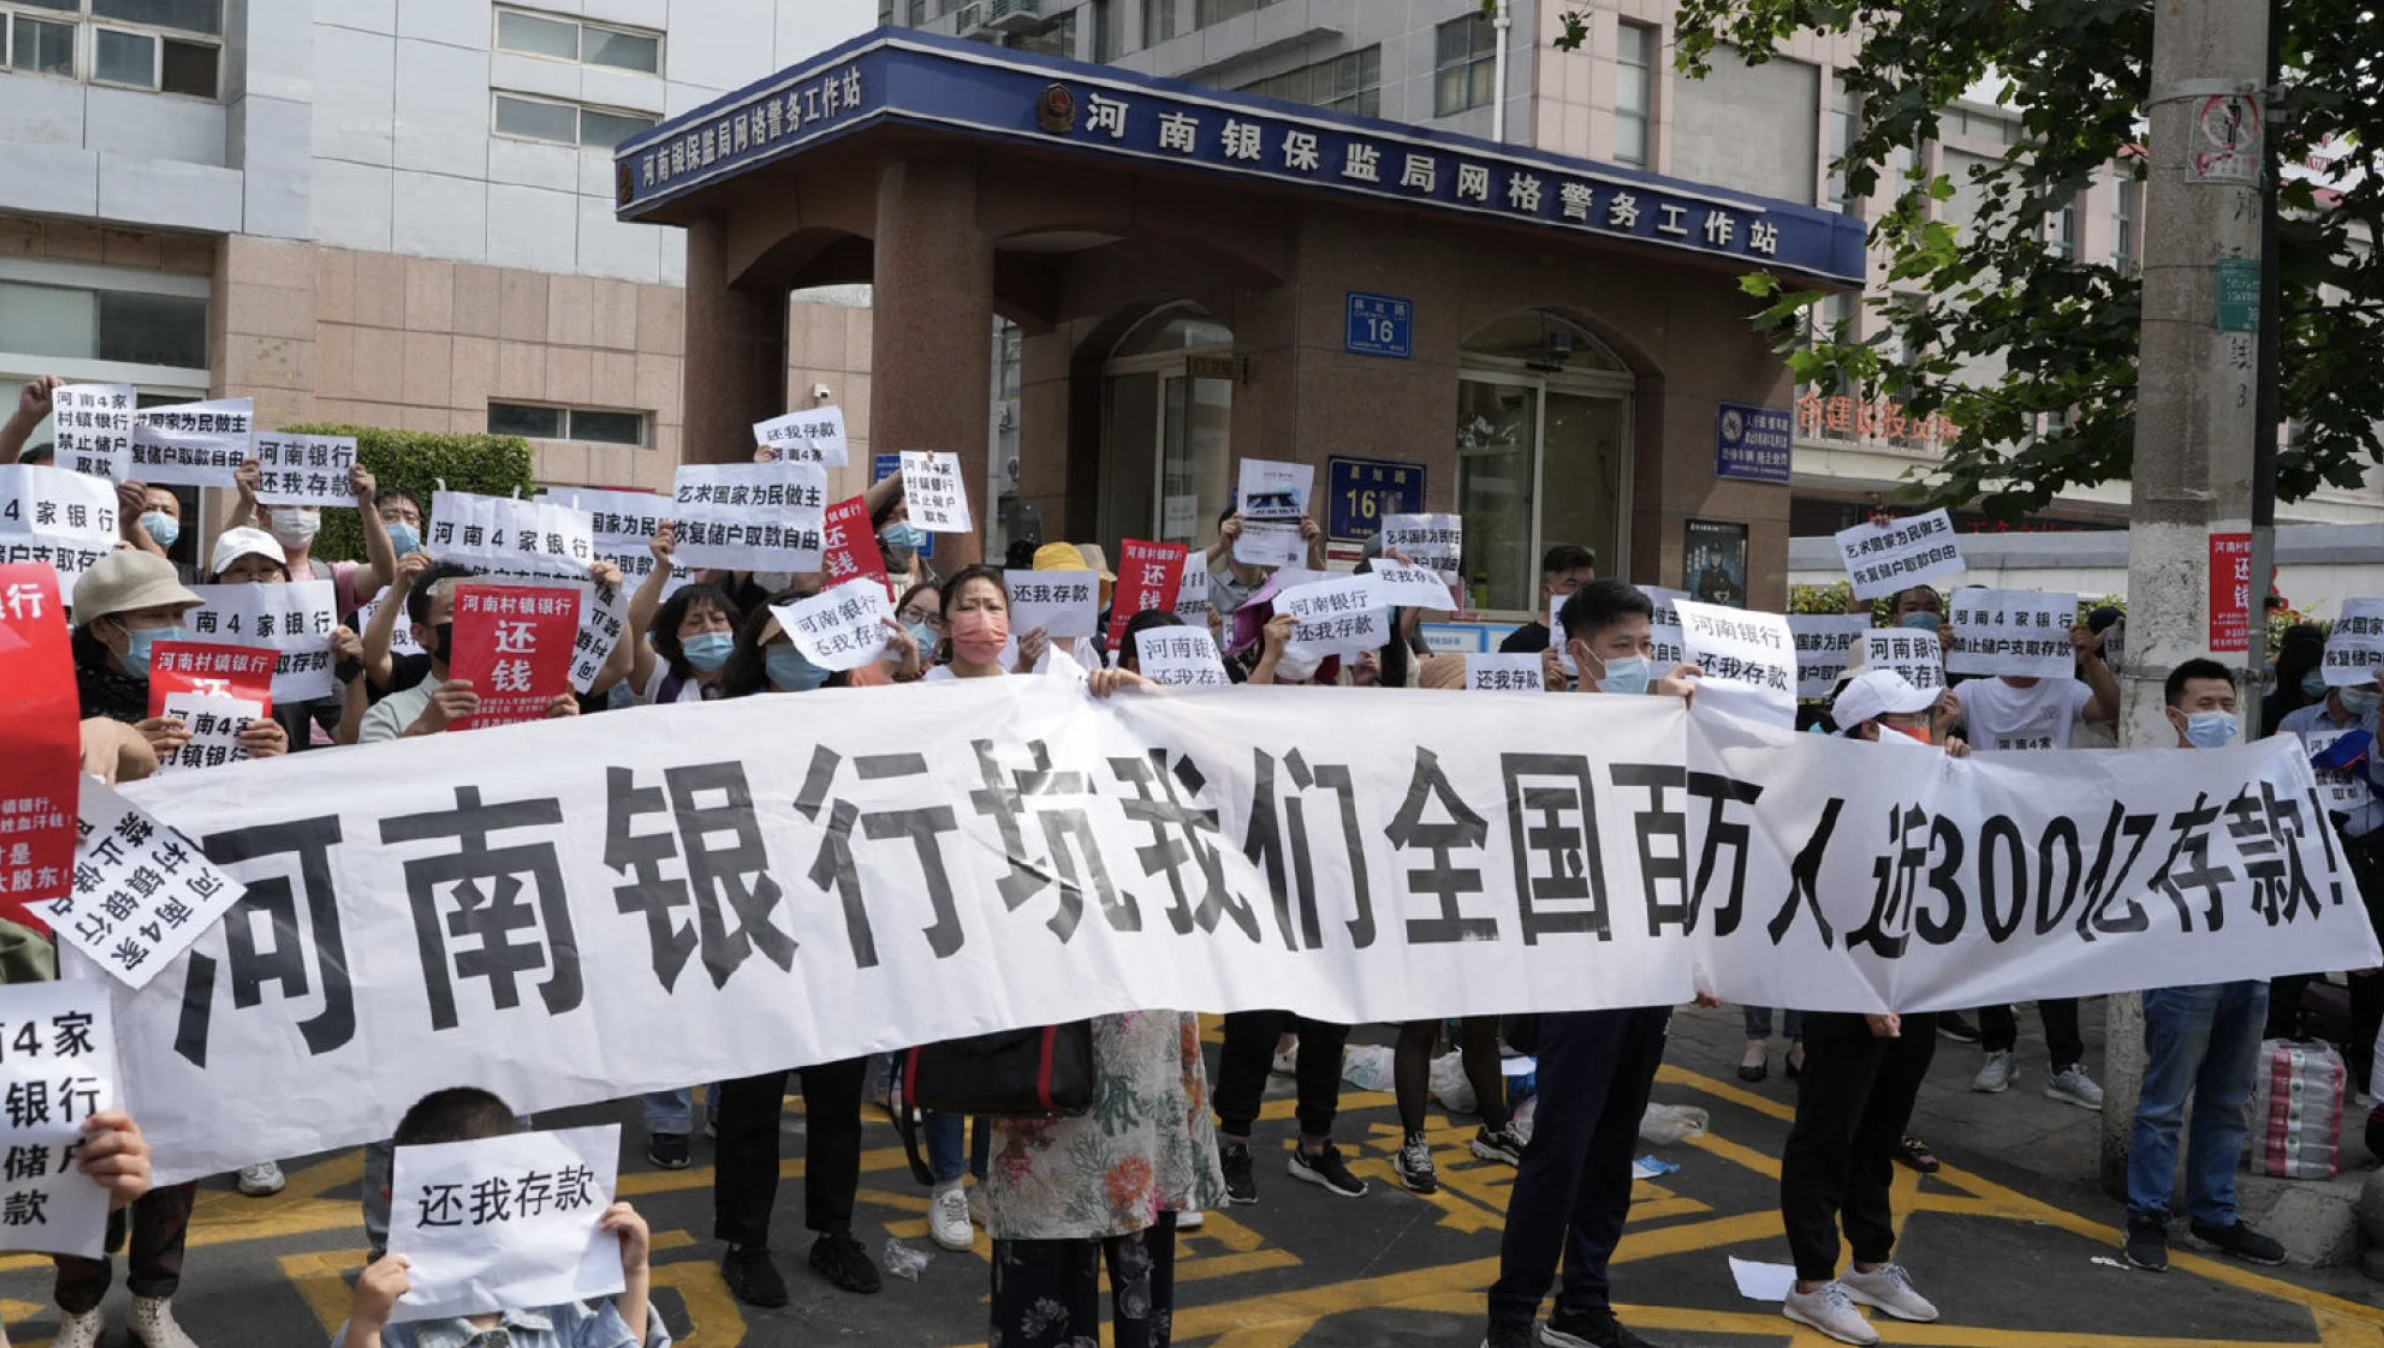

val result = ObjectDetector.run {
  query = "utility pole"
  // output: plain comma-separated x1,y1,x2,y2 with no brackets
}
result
2100,0,2270,1198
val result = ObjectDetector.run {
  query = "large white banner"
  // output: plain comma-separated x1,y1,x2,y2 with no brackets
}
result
92,683,2371,1183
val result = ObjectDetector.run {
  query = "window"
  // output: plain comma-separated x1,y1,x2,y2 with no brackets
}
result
2050,193,2077,259
1142,0,1176,44
1237,46,1379,118
0,279,209,369
1433,13,1497,117
2112,175,2139,273
494,6,660,74
493,93,660,149
1005,9,1073,57
1827,73,1859,212
1614,21,1655,166
1194,0,1273,25
488,402,648,446
6,0,221,96
1091,0,1120,60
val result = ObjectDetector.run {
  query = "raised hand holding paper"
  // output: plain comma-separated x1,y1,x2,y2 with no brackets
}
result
1835,509,1964,601
1947,588,2078,679
48,385,135,481
1135,626,1229,686
754,406,850,466
1675,599,1796,725
775,579,894,673
128,398,256,488
898,452,973,533
386,1124,623,1324
1278,575,1386,661
251,434,361,508
670,462,828,572
1004,569,1099,640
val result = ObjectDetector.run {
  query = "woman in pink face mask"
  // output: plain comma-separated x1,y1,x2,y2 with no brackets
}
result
922,564,1144,695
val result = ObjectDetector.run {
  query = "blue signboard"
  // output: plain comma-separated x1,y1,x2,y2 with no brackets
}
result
870,451,933,559
1345,292,1412,359
1715,402,1794,485
616,31,1867,286
1326,456,1426,541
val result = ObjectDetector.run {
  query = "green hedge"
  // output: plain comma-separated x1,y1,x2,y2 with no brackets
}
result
280,425,536,563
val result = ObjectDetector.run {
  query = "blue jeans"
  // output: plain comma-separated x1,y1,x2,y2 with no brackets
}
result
1744,1006,1804,1041
927,1111,991,1186
2127,980,2268,1226
643,1086,721,1135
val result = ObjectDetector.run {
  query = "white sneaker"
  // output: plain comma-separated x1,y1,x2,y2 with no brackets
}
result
129,1296,199,1348
1840,1263,1940,1322
1783,1282,1880,1346
54,1309,103,1348
2043,1064,2106,1111
928,1184,973,1252
1971,1049,2015,1093
1176,1208,1205,1230
236,1160,286,1196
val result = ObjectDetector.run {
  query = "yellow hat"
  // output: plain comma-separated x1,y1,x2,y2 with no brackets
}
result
1032,543,1089,572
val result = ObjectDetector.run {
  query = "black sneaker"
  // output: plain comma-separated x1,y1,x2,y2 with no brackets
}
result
1287,1141,1369,1197
645,1132,690,1170
1220,1141,1258,1205
1480,1322,1534,1348
1936,1012,1982,1044
2190,1218,2287,1266
810,1231,883,1293
1542,1302,1664,1348
722,1245,790,1307
2123,1219,2169,1273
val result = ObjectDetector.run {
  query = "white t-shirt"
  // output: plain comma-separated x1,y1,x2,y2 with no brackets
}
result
358,679,436,743
1959,677,2094,752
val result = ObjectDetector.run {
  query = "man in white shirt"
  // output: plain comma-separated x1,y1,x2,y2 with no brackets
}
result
2270,671,2384,1066
1952,622,2120,1110
358,562,582,742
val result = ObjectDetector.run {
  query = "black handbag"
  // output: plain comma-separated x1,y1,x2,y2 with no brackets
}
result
892,1023,1096,1185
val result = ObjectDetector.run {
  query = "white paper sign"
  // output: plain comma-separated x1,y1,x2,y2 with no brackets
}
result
39,779,244,991
1645,586,1690,669
1835,509,1965,601
1860,629,1947,694
1380,513,1462,586
774,580,893,673
1174,560,1210,620
157,692,266,774
1548,594,1577,679
1787,615,1871,700
1467,654,1545,693
1676,599,1795,726
49,385,136,482
1278,575,1387,661
184,581,338,704
1947,588,2077,679
359,586,425,657
541,487,683,594
754,407,850,467
2322,599,2384,688
1135,627,1230,687
898,452,973,534
387,1124,622,1324
0,464,120,589
429,492,599,580
127,398,255,488
0,981,115,1259
1364,562,1459,613
1236,459,1313,522
1005,570,1099,640
251,434,360,508
1232,520,1306,570
668,462,827,573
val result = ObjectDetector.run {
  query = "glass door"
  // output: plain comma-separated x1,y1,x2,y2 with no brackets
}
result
1456,375,1540,612
1156,372,1233,547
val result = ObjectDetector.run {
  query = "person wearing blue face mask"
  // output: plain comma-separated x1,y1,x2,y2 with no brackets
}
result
603,522,746,711
69,550,213,751
133,484,183,560
2272,664,2384,1055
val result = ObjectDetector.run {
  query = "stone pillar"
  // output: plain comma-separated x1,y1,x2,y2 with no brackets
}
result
871,152,995,569
681,214,787,466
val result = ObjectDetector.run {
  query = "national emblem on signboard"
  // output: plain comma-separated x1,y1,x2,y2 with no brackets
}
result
615,162,634,208
1037,83,1077,134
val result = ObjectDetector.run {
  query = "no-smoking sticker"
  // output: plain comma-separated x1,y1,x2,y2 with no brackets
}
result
2192,93,2262,184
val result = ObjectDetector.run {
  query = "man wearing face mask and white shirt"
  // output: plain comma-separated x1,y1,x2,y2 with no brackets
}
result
2272,670,2384,1064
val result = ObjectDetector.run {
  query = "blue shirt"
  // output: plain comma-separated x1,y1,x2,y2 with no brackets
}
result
333,1302,671,1348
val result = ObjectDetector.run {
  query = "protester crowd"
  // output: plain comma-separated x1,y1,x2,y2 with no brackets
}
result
5,367,2383,1348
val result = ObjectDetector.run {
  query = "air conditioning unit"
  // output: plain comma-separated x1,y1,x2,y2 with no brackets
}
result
983,0,1044,35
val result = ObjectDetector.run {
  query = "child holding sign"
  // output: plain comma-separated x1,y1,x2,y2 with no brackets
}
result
337,1088,664,1348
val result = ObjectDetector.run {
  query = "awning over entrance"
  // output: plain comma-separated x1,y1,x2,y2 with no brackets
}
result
613,28,1865,288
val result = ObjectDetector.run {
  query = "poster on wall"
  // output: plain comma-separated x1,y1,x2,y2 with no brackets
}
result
1684,520,1749,609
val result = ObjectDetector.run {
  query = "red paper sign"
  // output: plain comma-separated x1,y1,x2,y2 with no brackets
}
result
447,584,578,731
0,565,78,928
1108,539,1192,651
2209,532,2252,653
148,641,277,719
823,496,892,600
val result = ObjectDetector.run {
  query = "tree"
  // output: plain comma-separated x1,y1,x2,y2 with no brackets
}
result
1552,0,2384,521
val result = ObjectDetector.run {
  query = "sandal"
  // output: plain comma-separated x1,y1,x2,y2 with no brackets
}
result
1894,1136,1941,1174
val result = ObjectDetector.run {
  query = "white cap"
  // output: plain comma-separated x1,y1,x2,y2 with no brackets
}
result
209,526,287,578
1831,667,1939,731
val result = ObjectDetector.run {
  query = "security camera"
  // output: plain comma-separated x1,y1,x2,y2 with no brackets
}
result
810,383,832,402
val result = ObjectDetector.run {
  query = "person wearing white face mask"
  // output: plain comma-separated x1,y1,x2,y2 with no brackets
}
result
227,458,401,619
2120,659,2288,1275
2271,667,2384,1061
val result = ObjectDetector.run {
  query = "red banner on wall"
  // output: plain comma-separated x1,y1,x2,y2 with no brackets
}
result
1107,539,1192,652
2209,532,2252,653
823,496,892,601
0,565,79,929
147,642,278,719
448,584,578,731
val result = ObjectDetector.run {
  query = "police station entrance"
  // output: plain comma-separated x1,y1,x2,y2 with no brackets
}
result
1098,303,1236,552
1456,310,1635,614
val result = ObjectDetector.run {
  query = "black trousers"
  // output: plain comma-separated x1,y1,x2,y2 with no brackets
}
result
713,1056,867,1248
989,1214,1177,1348
54,1181,197,1312
1487,1006,1670,1327
1212,1010,1349,1139
1779,1011,1937,1283
1978,999,2083,1070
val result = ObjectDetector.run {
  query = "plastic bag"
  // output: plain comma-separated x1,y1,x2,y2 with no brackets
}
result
1428,1050,1477,1114
1341,1043,1396,1093
2248,1038,2343,1180
1638,1102,1709,1145
881,1238,931,1281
